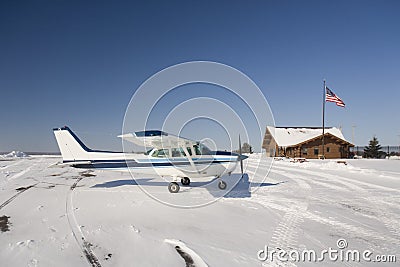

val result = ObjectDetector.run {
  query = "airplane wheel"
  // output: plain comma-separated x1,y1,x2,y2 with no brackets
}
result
218,180,227,190
181,177,190,186
168,182,180,193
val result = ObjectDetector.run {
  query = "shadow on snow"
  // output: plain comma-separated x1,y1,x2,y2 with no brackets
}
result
91,173,283,199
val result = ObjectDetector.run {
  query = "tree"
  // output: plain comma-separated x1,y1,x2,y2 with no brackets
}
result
241,143,253,154
364,136,384,158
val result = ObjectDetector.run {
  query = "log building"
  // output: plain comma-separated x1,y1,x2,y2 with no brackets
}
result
263,126,354,159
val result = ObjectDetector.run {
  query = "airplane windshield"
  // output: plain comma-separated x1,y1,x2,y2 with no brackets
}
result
199,143,212,155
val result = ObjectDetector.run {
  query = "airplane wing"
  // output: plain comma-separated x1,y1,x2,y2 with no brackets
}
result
118,130,196,149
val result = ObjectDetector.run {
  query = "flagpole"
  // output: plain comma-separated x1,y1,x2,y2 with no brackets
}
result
322,79,326,159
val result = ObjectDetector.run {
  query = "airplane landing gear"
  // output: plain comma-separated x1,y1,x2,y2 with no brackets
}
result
168,182,180,193
218,180,227,190
181,177,190,186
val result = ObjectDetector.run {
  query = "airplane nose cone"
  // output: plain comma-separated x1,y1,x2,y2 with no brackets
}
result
239,154,248,161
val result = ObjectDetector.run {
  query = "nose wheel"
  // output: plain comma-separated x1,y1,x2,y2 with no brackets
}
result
168,182,180,193
218,180,227,190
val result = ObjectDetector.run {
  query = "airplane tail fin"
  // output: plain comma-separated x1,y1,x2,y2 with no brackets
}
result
53,126,91,162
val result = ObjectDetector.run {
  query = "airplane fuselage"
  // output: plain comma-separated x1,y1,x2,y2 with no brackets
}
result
54,126,241,179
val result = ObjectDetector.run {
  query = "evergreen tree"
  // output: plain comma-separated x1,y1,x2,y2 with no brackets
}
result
364,136,384,158
234,142,254,154
241,143,252,153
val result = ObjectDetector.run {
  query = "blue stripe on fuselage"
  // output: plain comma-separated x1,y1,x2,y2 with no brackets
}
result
65,159,235,169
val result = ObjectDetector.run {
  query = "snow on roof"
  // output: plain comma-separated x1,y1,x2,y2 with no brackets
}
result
267,126,349,147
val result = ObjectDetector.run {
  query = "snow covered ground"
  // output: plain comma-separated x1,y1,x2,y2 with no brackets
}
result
0,155,399,266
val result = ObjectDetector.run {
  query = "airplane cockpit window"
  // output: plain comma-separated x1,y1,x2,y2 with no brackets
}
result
170,147,194,157
194,145,201,155
171,148,184,157
150,145,210,158
152,149,169,157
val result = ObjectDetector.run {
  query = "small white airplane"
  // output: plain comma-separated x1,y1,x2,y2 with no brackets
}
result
53,126,248,193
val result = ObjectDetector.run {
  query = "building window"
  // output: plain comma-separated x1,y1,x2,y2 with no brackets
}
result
326,147,330,153
302,148,308,155
314,148,319,155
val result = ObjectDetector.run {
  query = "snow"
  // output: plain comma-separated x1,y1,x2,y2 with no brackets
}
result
0,155,399,266
1,151,30,158
267,126,349,147
164,239,209,267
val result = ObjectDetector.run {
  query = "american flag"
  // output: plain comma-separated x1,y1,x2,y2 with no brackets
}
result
326,87,345,107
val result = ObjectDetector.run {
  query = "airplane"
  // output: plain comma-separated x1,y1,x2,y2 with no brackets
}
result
53,126,248,193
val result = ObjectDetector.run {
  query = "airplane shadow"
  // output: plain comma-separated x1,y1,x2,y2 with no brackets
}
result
92,179,138,187
91,174,284,199
252,181,287,187
212,173,252,198
91,177,215,188
92,178,161,188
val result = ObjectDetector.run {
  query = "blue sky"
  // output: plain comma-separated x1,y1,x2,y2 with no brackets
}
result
1,0,399,152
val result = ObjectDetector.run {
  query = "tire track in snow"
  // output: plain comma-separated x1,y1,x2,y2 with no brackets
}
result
246,167,311,267
271,164,400,242
0,158,46,209
8,165,34,180
255,198,389,265
1,161,33,188
0,159,25,170
5,157,46,181
261,164,400,252
0,184,37,210
248,189,399,263
273,163,400,193
66,177,102,267
269,168,353,193
246,163,400,265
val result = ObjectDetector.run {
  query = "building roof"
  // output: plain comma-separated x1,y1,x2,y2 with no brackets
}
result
267,126,350,147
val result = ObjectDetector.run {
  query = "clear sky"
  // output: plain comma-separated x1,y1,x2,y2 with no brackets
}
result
1,0,399,152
